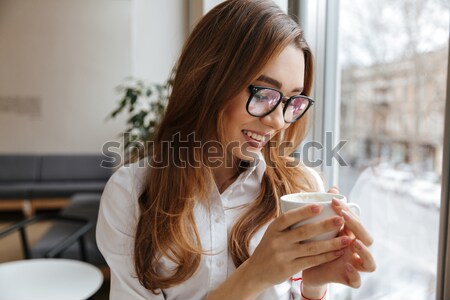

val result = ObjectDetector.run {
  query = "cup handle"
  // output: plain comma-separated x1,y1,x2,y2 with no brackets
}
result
347,203,361,216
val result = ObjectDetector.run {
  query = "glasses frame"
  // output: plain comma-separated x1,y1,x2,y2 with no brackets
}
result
246,85,315,123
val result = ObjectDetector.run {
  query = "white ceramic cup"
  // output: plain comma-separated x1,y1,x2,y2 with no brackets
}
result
280,192,361,242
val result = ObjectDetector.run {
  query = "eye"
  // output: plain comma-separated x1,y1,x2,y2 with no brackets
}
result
254,93,268,101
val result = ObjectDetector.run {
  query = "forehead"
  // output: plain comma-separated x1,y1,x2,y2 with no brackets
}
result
256,45,305,92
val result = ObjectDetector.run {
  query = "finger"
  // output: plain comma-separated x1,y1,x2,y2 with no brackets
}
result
341,210,374,246
338,227,356,239
328,186,340,194
331,199,358,219
332,200,374,246
293,249,344,271
343,263,362,288
272,204,323,231
286,215,344,242
288,236,352,258
351,239,376,272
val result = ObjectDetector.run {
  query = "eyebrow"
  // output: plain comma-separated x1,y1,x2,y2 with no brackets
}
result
256,75,303,93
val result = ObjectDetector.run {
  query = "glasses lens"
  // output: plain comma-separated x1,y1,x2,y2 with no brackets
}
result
248,88,281,116
284,96,310,122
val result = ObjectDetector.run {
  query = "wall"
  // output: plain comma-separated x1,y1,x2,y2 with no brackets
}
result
132,0,188,82
189,0,287,29
0,0,188,154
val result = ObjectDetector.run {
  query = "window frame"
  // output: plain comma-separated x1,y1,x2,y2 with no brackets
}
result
292,0,341,186
437,39,450,300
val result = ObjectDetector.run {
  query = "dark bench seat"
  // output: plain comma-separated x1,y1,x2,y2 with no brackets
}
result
0,154,113,215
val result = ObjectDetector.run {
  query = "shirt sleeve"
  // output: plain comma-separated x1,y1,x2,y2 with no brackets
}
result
96,164,165,300
290,276,302,300
290,278,330,300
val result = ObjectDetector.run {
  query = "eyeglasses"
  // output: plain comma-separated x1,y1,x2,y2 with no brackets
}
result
246,85,314,123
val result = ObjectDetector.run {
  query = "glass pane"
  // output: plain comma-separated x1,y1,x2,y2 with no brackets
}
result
336,0,449,299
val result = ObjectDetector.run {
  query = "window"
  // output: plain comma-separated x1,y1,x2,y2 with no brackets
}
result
290,0,450,299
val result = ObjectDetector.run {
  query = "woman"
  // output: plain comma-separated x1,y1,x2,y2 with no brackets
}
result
96,0,375,299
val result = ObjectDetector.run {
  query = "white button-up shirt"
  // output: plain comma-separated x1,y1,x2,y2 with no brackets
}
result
96,157,325,300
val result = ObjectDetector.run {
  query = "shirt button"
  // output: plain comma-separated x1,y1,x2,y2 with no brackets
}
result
214,216,222,223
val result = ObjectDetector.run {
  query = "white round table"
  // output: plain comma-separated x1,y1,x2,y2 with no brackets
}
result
0,259,103,300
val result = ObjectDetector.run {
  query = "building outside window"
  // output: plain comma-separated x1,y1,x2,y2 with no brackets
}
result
291,0,449,298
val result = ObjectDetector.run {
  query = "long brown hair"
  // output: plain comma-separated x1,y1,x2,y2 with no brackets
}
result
134,0,316,294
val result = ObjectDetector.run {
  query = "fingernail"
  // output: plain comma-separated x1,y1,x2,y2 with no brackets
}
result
335,250,344,256
332,199,340,206
341,210,351,221
353,239,362,250
333,216,344,226
311,204,321,213
345,263,354,273
341,237,351,246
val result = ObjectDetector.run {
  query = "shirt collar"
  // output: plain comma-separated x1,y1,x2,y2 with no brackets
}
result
241,152,266,183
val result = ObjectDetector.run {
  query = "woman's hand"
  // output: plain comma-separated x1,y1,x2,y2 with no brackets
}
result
244,203,351,291
208,192,360,300
301,187,376,290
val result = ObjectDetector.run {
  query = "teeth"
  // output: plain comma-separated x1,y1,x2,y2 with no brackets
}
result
244,130,266,142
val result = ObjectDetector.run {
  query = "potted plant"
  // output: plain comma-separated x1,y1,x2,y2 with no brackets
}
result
109,77,170,158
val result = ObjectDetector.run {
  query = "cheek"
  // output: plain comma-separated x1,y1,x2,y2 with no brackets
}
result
232,109,252,124
223,94,251,125
221,108,245,142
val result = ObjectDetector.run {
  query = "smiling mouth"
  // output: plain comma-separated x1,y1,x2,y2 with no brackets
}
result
242,130,270,145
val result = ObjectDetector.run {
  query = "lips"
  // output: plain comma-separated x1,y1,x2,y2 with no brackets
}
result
241,129,271,148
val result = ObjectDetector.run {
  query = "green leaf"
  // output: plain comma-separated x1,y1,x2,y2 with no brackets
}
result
108,78,170,142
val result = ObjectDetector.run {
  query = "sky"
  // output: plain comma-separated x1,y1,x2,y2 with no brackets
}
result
339,0,449,67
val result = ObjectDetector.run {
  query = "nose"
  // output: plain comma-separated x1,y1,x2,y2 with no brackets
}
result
259,103,285,131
